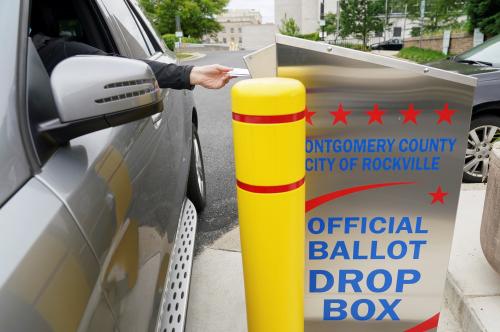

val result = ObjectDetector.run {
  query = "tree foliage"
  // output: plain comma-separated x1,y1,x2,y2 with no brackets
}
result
279,15,301,36
401,0,466,33
467,0,500,37
139,0,228,39
324,12,337,35
339,0,385,46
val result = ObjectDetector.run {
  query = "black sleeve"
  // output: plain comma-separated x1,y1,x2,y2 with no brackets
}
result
142,60,194,90
38,37,194,90
38,39,107,75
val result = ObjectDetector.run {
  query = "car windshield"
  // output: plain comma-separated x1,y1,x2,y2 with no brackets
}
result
455,34,500,67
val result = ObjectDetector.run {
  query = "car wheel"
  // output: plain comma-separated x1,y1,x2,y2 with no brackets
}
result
463,115,500,183
187,125,206,212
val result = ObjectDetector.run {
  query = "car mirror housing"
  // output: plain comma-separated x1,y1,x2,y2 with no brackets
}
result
38,55,163,144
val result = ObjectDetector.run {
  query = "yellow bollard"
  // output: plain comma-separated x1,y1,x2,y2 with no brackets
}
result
232,78,306,332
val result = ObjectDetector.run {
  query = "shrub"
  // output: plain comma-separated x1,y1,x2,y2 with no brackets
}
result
331,42,368,51
162,34,201,51
397,46,447,64
411,27,421,37
183,36,201,44
162,34,177,51
297,32,320,41
342,43,368,51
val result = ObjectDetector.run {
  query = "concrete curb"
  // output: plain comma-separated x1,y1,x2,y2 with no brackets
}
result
443,189,500,332
444,273,484,332
179,52,206,62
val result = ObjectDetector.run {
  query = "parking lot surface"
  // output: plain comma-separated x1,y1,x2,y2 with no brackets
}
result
185,50,251,255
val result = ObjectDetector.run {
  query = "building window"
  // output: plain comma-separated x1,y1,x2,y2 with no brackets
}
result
393,27,402,37
375,31,383,37
230,27,234,33
239,37,242,43
231,37,235,42
223,37,227,43
238,27,242,33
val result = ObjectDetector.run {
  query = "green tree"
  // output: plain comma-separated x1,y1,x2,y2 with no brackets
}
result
279,15,301,36
139,0,156,21
324,12,337,35
467,0,500,37
139,0,228,39
401,0,466,33
339,0,385,47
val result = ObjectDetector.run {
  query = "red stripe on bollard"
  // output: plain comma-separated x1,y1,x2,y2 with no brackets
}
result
237,178,305,194
232,110,305,124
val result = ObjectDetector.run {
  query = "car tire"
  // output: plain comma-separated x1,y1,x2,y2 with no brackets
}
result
187,125,207,212
463,114,500,183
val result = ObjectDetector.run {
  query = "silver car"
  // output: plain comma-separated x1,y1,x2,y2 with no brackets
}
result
429,34,500,182
0,0,205,331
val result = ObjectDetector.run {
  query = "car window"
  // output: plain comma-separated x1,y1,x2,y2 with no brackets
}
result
126,2,156,54
58,19,84,39
102,0,152,58
457,34,500,67
128,0,171,54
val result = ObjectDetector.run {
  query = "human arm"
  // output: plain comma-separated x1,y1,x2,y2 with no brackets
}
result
36,37,232,90
189,64,232,89
143,61,232,90
142,60,195,90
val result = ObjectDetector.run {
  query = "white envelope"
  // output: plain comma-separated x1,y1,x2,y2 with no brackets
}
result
229,68,250,77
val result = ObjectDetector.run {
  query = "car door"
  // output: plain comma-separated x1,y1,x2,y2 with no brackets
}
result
35,0,192,331
0,1,114,331
121,4,198,331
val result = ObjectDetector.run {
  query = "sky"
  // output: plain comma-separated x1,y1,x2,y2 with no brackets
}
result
226,0,275,23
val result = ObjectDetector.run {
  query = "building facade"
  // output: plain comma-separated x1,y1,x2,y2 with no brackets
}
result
206,9,263,49
356,12,422,46
275,1,431,47
275,0,337,34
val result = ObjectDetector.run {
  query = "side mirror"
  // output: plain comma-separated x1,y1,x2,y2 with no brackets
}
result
39,55,163,144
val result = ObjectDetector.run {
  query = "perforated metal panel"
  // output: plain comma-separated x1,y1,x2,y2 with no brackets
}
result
157,199,197,332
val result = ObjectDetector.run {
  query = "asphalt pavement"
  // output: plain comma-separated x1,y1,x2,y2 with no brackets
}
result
184,51,251,255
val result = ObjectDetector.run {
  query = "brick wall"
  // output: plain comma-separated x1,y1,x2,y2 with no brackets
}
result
404,32,474,54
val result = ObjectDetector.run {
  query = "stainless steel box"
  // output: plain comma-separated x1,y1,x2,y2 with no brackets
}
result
245,35,476,332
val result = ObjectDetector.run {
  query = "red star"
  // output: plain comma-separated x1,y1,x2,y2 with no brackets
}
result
305,107,316,126
400,104,422,124
366,103,386,125
330,103,352,125
429,186,448,204
435,103,457,125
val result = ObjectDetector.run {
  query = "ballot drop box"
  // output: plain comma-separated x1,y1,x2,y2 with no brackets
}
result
244,35,476,332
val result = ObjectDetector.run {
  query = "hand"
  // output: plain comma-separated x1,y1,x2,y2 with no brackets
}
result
190,64,233,89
